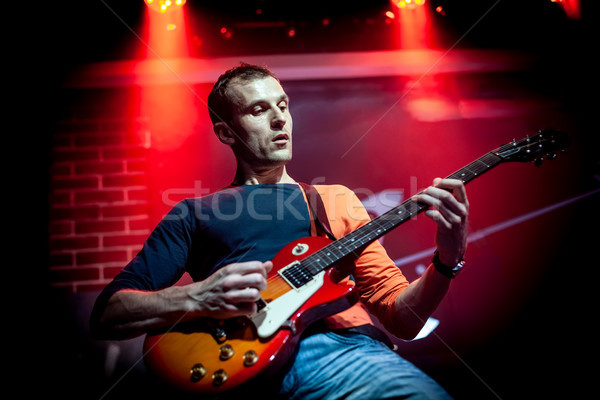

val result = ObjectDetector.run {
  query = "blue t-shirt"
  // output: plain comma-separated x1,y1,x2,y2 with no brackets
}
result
94,184,312,305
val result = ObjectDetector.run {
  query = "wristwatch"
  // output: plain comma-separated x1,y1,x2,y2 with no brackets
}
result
432,251,465,279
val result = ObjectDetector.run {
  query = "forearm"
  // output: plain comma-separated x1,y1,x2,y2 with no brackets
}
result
92,286,198,340
391,264,451,340
91,261,273,340
386,178,468,340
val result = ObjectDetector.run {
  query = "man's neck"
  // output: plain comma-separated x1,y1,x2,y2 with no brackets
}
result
232,164,296,186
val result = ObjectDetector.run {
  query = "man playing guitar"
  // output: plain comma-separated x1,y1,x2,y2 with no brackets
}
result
91,63,469,399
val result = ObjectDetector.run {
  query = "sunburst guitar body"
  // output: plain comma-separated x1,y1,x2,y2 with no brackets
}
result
143,235,357,396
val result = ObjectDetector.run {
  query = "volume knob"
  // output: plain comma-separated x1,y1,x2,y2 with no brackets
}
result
190,363,206,382
212,369,228,386
219,344,235,361
243,350,259,367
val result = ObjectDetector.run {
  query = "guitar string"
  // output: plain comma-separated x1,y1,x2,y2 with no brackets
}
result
297,152,504,278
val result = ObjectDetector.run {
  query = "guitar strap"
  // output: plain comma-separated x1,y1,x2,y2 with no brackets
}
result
298,182,337,241
299,183,396,350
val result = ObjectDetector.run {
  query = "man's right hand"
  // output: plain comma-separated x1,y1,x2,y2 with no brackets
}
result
186,261,273,319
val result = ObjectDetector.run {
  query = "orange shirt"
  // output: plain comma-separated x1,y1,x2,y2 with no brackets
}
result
305,184,410,332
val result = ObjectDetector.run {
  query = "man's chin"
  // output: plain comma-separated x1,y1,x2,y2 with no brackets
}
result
269,150,292,163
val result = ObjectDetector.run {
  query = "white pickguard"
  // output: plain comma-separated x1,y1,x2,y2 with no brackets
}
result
249,271,325,338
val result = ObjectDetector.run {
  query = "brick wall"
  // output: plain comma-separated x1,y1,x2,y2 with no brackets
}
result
49,114,151,293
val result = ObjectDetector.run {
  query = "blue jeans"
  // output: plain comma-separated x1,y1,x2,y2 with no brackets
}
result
277,331,452,400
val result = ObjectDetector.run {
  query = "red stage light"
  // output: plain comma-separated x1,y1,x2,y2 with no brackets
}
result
550,0,581,19
144,2,189,57
392,0,426,9
220,27,233,39
390,0,432,49
138,0,196,152
145,0,186,14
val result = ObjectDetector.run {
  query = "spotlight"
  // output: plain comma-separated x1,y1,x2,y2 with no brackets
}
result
220,27,233,39
392,0,426,9
145,0,186,14
550,0,581,19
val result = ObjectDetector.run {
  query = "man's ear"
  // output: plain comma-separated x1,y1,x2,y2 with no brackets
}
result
214,122,236,146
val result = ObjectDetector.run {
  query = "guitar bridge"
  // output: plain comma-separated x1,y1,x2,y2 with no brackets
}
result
249,271,326,338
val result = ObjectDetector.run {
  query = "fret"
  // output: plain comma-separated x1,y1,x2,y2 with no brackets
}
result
319,248,335,264
473,158,490,169
455,166,478,182
449,152,502,183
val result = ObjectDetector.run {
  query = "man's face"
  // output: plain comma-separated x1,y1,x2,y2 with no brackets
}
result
226,76,293,168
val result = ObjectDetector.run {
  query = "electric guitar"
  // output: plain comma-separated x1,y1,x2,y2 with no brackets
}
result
143,130,570,395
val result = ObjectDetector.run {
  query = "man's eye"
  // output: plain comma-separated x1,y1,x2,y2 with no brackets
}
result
251,107,265,115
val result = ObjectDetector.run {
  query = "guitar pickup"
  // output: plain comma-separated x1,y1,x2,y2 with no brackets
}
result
249,271,326,338
279,261,314,289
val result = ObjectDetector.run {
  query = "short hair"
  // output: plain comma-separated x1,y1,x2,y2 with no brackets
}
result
207,63,279,125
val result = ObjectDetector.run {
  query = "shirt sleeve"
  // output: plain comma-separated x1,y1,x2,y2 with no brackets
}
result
90,200,195,332
317,185,409,331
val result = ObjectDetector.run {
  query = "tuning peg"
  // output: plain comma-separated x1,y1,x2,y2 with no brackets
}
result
547,153,557,161
534,158,543,167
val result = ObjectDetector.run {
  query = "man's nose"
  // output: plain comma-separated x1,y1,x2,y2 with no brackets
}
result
271,108,286,129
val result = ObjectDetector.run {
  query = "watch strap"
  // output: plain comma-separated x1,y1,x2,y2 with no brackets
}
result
432,251,465,279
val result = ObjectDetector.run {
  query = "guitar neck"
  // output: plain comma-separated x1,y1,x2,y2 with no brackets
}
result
297,151,504,280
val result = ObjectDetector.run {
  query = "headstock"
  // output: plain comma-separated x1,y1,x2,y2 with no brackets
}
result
493,129,570,165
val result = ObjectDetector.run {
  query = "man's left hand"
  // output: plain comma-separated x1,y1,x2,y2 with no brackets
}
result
413,178,469,266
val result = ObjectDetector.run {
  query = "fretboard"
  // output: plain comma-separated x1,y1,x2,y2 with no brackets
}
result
284,151,504,287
